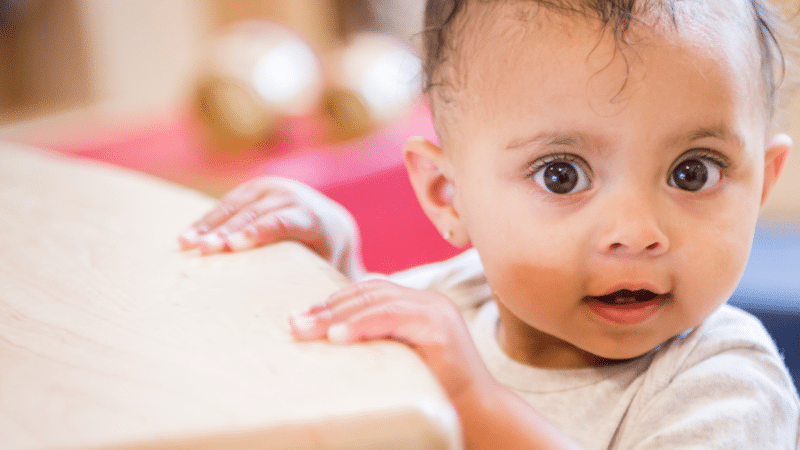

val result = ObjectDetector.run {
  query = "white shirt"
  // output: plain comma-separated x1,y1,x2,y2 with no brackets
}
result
384,249,800,449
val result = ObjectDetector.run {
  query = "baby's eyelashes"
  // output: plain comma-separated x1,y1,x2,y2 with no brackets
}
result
528,154,592,195
667,151,729,192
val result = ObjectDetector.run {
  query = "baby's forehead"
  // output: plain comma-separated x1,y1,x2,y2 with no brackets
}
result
435,0,764,118
427,0,771,149
456,0,758,64
454,0,755,35
443,1,758,83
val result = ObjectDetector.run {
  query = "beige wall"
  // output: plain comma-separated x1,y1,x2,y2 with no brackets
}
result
0,0,348,124
759,0,800,221
75,0,343,113
762,95,800,222
0,1,91,119
0,0,210,124
76,0,209,115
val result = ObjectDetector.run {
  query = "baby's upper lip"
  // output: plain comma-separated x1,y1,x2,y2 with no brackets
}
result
588,283,672,300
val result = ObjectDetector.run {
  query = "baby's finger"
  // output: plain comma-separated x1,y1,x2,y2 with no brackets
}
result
226,206,321,252
194,202,288,254
289,311,329,340
326,302,440,346
290,280,408,339
215,196,294,249
197,188,264,231
311,280,401,317
178,183,272,248
177,222,211,249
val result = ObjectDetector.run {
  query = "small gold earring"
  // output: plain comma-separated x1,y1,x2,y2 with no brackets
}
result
442,230,454,241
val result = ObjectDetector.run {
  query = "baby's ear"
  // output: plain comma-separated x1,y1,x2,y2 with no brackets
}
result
403,137,469,247
761,134,792,206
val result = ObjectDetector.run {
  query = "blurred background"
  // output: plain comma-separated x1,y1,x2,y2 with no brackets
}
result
0,0,426,143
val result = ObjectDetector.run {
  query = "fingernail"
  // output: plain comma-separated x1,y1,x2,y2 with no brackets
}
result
180,228,201,244
774,133,793,147
292,314,316,333
201,232,225,252
303,300,330,315
327,323,349,343
226,231,253,251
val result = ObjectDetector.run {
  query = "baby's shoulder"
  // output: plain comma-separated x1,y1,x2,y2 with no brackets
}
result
645,304,794,390
660,305,784,368
614,305,799,448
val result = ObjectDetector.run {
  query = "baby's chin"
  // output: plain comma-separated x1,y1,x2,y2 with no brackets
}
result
587,350,658,366
578,334,681,365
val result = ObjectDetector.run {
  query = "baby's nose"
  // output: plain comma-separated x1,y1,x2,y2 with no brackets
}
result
596,193,669,257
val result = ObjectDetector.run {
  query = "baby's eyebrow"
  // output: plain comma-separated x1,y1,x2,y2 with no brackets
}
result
504,131,607,154
664,124,745,150
505,125,746,154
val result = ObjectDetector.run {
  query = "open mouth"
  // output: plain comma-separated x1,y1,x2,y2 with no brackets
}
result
587,289,669,306
584,289,671,325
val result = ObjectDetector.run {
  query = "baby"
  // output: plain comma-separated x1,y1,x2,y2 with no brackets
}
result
179,0,800,448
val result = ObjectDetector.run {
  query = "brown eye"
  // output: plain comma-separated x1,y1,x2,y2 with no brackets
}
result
669,158,721,192
544,162,578,193
532,158,591,194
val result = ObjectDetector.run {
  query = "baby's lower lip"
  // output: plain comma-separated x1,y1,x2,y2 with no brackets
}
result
584,295,669,326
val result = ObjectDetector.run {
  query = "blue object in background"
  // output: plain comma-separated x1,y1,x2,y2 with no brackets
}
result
729,224,800,391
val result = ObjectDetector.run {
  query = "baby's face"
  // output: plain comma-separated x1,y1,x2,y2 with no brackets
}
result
442,5,772,366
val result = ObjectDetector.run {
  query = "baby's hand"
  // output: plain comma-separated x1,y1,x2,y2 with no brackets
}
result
289,279,492,401
291,281,584,449
178,177,364,279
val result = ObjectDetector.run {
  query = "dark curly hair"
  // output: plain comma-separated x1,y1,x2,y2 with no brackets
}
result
421,0,792,120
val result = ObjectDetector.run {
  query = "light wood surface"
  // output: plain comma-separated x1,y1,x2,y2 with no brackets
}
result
0,145,460,450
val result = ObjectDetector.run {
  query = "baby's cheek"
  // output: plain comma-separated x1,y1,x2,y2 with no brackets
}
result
676,228,751,321
484,258,579,326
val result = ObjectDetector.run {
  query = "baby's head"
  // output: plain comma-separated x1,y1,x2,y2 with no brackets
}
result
404,0,793,367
